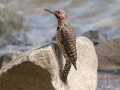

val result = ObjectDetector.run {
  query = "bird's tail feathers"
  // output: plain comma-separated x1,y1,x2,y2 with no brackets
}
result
72,61,77,70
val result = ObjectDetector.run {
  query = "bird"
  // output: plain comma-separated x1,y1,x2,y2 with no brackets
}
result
45,9,77,84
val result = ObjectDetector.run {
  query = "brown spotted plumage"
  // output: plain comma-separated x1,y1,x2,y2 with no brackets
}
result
45,9,77,84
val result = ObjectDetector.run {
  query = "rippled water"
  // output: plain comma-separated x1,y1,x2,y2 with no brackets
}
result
1,0,120,45
0,0,120,89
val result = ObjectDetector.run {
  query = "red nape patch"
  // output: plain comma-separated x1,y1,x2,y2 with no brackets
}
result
65,14,68,19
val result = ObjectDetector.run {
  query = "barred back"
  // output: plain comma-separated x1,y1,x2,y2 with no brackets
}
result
61,24,77,64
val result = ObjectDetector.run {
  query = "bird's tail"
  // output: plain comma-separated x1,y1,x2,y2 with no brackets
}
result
72,61,77,70
61,60,71,84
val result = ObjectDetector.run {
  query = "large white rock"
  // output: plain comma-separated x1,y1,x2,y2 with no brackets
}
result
0,37,98,90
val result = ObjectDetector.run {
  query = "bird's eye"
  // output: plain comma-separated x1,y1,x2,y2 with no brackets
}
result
57,11,60,14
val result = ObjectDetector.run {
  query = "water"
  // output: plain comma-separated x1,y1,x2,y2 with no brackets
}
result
1,0,120,45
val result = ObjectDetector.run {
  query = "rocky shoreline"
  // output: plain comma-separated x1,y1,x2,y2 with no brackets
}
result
0,0,120,90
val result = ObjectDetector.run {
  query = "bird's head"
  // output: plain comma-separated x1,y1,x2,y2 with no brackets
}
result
45,9,68,20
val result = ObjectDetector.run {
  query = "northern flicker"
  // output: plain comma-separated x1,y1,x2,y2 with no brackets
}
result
45,9,77,84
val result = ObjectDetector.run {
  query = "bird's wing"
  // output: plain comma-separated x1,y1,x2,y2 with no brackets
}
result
61,26,77,62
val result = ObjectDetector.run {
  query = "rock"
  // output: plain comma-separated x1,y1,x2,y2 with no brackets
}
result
95,38,120,70
0,53,19,68
82,30,99,45
0,45,33,68
0,37,98,90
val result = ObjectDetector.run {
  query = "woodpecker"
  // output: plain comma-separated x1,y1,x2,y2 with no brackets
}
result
45,9,77,84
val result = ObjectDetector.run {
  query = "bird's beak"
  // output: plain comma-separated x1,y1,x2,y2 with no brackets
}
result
45,9,54,14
